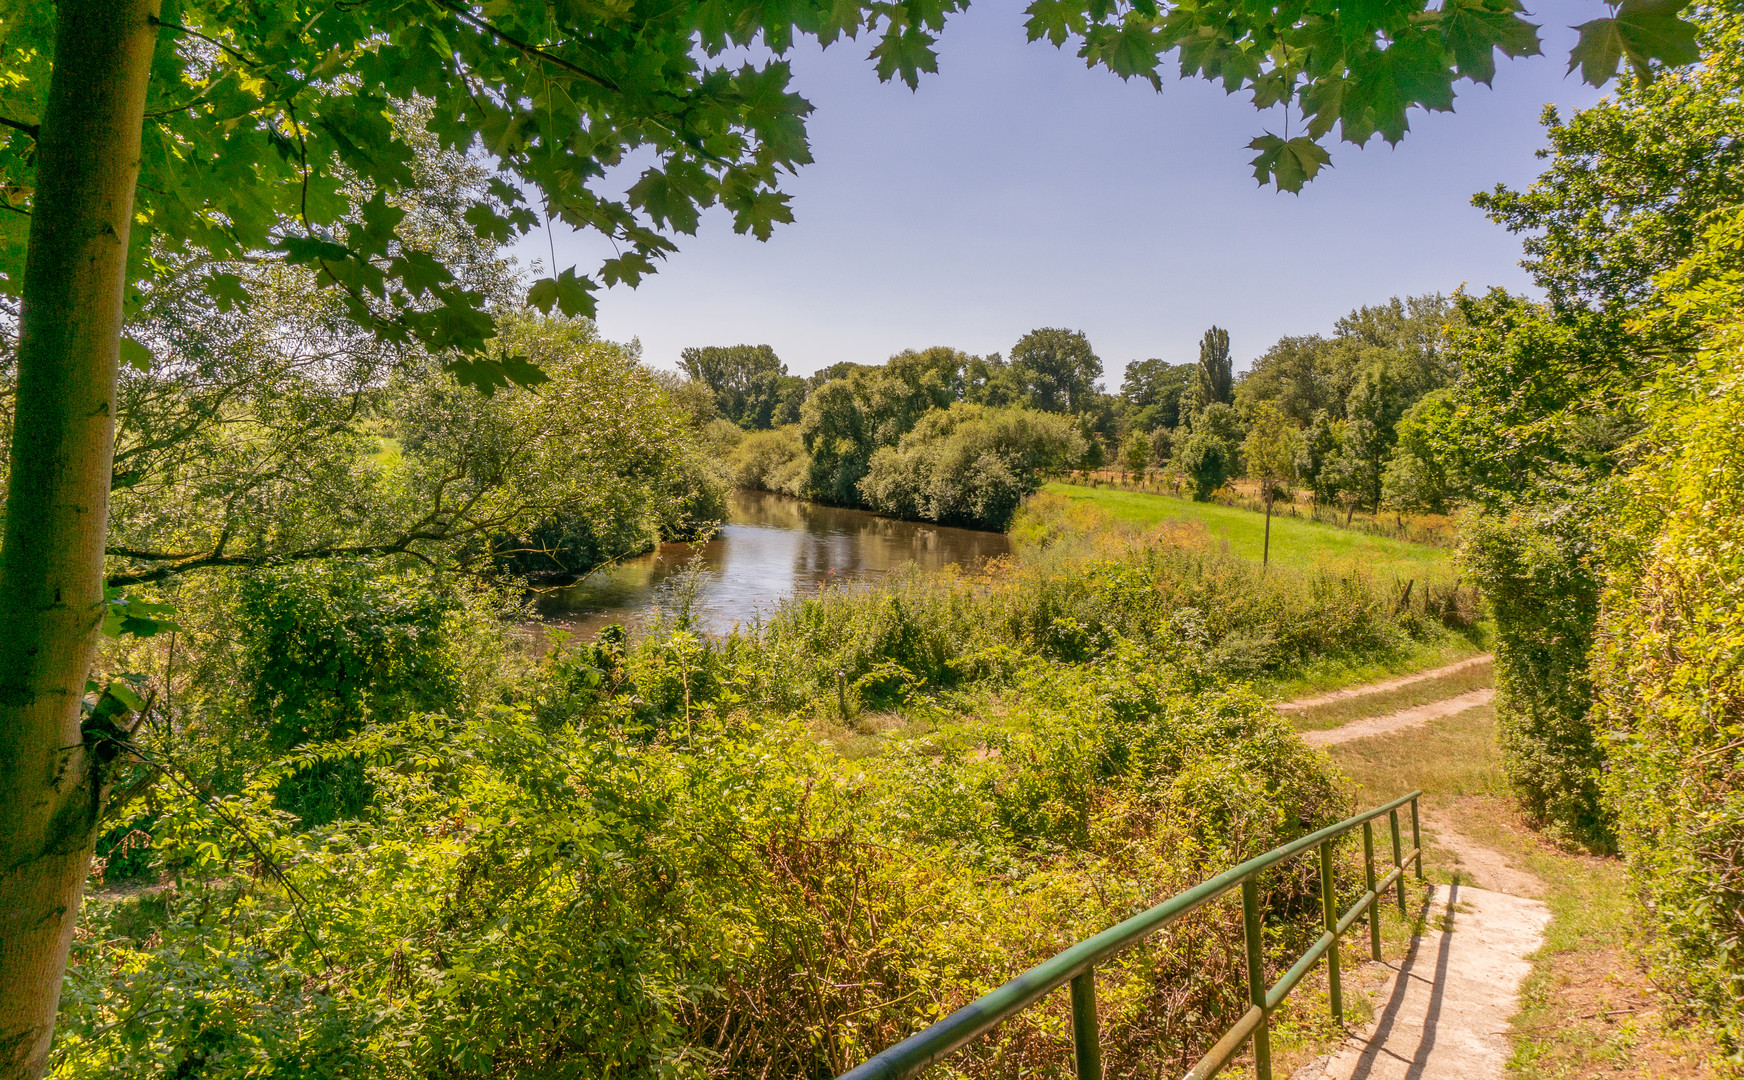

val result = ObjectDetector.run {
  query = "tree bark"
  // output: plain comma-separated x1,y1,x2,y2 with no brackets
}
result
0,3,160,1076
1262,492,1272,568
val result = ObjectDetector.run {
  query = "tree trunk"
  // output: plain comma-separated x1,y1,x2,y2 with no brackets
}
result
0,3,160,1076
1262,493,1272,568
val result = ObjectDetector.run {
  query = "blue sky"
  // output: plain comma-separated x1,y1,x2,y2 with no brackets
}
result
523,0,1607,382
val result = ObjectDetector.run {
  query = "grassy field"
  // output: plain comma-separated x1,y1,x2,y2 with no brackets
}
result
1040,482,1452,579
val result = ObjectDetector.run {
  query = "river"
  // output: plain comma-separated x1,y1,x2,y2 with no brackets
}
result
533,489,1013,638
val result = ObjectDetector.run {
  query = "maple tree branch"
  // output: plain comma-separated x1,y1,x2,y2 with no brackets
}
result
435,1,622,93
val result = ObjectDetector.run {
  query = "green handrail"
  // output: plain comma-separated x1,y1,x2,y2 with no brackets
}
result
835,789,1425,1080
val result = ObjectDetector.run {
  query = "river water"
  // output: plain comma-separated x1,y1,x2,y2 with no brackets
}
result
533,489,1013,638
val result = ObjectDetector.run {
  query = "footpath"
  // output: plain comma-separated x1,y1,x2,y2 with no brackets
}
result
1282,656,1552,1080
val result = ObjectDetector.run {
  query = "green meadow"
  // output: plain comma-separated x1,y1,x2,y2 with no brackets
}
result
1041,481,1453,580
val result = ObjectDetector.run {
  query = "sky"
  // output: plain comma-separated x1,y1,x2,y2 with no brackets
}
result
518,0,1608,382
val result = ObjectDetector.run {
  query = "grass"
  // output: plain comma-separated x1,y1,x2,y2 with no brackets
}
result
1040,481,1452,580
1325,706,1733,1078
1285,657,1494,732
1257,633,1491,702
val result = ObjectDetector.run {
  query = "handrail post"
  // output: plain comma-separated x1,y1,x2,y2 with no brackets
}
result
1241,878,1273,1080
1318,839,1342,1022
1070,968,1102,1080
1389,809,1406,916
1411,797,1424,879
1363,820,1381,961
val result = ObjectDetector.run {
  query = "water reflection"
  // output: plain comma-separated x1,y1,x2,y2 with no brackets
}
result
534,489,1012,637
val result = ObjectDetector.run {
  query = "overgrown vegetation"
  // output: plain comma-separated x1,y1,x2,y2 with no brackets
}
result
53,496,1481,1078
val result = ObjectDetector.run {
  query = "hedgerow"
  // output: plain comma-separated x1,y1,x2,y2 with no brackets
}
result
1593,209,1744,1048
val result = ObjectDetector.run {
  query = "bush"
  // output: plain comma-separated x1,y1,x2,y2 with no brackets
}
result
857,404,1083,530
1461,509,1610,846
1177,429,1234,501
729,424,809,495
56,646,1348,1080
1593,210,1744,1047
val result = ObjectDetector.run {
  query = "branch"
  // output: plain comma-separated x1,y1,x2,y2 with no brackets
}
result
0,115,38,139
105,537,441,587
435,1,621,92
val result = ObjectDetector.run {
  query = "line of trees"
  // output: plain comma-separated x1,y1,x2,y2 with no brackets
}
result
674,294,1463,536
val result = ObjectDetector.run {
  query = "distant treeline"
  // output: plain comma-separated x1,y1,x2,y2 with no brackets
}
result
672,295,1461,530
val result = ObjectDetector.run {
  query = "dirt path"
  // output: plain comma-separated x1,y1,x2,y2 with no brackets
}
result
1300,689,1495,747
1289,658,1555,1080
1421,807,1544,899
1278,655,1493,714
1293,883,1550,1080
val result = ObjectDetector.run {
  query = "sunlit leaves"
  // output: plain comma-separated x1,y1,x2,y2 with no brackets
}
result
1247,132,1331,192
101,588,180,638
1568,0,1701,87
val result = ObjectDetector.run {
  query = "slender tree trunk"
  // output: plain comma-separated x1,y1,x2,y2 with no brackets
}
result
0,4,160,1076
1262,492,1272,568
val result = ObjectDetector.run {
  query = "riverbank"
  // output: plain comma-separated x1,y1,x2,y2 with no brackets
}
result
533,488,1012,637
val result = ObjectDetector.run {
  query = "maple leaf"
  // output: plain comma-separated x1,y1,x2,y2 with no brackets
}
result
389,251,454,298
1083,17,1164,87
119,337,153,373
527,266,598,318
1248,132,1332,192
870,23,941,88
202,272,251,313
1439,0,1542,85
1568,0,1700,86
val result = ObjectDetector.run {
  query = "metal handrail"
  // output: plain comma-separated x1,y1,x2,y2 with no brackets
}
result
836,790,1425,1080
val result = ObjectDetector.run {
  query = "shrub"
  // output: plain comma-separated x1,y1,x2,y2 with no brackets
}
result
56,647,1349,1080
857,404,1083,530
1461,508,1610,846
729,424,809,495
1177,429,1234,500
57,511,1473,1080
1593,210,1744,1047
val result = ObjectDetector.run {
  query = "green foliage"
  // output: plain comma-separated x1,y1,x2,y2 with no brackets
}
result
56,520,1478,1079
1188,326,1234,414
1119,357,1194,430
728,425,811,495
1241,402,1299,496
1008,328,1104,414
1295,412,1345,506
237,564,463,749
1432,10,1744,855
1592,208,1744,1048
1474,8,1744,318
1460,510,1609,845
857,404,1085,529
1178,429,1233,501
1119,429,1153,479
1381,389,1461,514
393,312,727,579
679,344,807,430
